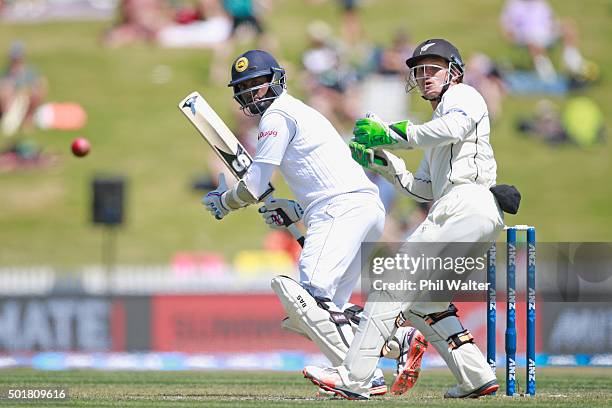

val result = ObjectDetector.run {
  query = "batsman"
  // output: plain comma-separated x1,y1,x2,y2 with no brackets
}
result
304,38,521,399
201,49,428,396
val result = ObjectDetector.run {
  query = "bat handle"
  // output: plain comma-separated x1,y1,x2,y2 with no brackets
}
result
266,194,305,248
287,224,305,248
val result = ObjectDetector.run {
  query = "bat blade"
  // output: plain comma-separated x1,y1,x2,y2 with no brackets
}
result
178,91,255,182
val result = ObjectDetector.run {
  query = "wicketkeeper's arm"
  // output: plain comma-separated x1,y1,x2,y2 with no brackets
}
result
396,157,433,203
407,110,474,148
353,110,476,150
350,143,433,202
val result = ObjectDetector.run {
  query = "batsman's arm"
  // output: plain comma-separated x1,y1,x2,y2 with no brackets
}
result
244,161,306,246
223,161,306,247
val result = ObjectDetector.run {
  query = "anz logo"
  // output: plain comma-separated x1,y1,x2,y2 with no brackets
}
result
507,287,516,308
508,358,516,380
528,243,536,266
528,359,536,381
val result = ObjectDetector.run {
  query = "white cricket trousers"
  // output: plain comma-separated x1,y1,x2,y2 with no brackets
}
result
344,183,504,389
299,191,386,308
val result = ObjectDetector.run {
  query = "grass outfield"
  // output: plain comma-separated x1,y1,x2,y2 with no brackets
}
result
0,368,611,407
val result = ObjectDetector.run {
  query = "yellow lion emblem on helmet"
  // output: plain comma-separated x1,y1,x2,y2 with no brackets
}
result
235,57,249,72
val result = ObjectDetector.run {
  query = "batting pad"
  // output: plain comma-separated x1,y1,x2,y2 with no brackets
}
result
406,308,495,390
280,317,308,339
271,275,353,366
343,293,403,383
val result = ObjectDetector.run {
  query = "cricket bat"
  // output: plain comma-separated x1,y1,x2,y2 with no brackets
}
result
178,91,305,247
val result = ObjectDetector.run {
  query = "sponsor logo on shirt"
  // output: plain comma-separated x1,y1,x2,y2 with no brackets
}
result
258,130,278,140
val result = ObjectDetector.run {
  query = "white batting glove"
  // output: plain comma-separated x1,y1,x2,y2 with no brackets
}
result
258,197,304,229
202,173,231,220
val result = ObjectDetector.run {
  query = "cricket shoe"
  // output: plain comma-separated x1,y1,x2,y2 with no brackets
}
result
443,379,499,398
303,365,371,400
370,368,388,396
315,368,386,397
383,327,428,395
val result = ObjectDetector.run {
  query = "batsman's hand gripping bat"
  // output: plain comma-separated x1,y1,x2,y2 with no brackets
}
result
178,91,305,247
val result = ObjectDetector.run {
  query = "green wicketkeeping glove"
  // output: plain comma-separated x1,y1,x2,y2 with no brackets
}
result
352,112,412,149
349,141,407,184
349,141,387,169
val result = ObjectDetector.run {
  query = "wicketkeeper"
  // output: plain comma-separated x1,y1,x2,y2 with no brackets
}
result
304,38,521,399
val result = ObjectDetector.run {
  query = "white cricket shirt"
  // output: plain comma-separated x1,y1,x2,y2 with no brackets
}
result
253,92,379,213
401,83,497,201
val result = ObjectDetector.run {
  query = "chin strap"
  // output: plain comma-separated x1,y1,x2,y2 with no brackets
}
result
421,61,463,102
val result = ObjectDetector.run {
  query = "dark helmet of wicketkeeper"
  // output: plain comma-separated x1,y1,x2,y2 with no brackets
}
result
405,38,465,100
228,49,286,116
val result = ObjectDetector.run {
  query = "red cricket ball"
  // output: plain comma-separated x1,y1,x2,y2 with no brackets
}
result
71,137,90,157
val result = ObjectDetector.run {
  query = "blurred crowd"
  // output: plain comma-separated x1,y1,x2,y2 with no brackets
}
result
0,42,52,171
1,0,605,259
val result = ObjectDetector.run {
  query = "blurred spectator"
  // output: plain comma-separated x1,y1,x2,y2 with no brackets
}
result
561,96,604,148
209,0,276,82
301,20,358,130
337,0,362,48
464,53,506,121
517,99,566,144
0,42,48,135
517,97,604,147
0,139,55,172
372,29,414,76
223,0,264,39
357,29,413,124
103,0,174,47
157,0,232,48
500,0,596,84
174,0,223,25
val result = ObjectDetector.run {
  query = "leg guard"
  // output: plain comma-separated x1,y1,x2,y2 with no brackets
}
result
342,292,404,383
407,304,496,391
271,275,353,366
281,302,364,338
281,317,309,339
342,303,364,334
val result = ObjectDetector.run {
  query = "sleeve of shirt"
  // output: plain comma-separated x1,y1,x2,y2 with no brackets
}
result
406,87,485,149
254,111,294,165
396,157,433,202
242,161,277,199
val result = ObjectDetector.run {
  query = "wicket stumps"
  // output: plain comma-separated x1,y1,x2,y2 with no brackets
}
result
486,225,536,396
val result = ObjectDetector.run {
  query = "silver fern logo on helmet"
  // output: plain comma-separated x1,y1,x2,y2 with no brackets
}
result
420,42,436,53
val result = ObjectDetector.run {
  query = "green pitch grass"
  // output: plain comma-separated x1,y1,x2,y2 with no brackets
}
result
0,368,611,407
